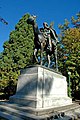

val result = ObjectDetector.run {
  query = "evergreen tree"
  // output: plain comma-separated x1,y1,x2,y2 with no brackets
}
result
0,13,34,95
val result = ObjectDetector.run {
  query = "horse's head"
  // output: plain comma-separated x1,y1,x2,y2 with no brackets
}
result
27,15,37,25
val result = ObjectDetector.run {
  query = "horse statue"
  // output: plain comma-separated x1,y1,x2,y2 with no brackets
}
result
27,15,58,71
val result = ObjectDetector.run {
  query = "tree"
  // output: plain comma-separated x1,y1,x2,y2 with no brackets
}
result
71,12,80,28
58,12,80,99
0,13,34,96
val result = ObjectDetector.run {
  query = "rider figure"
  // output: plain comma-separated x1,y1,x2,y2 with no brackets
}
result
43,22,52,51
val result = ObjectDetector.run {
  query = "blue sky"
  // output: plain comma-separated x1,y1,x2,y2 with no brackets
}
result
0,0,80,52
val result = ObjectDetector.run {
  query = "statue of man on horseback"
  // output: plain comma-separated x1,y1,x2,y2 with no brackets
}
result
27,15,58,71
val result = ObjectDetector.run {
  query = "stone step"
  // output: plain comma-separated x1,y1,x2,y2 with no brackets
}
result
0,106,73,120
0,102,80,120
0,106,72,120
0,111,23,120
0,103,50,120
0,102,79,115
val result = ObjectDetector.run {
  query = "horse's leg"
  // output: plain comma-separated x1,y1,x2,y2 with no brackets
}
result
47,54,51,68
34,48,38,63
49,37,52,51
40,43,43,66
54,46,58,71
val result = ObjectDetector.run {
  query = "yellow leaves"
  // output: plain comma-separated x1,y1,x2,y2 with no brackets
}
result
62,28,80,53
68,28,80,40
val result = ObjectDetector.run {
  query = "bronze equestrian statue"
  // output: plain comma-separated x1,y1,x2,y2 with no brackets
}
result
27,15,58,71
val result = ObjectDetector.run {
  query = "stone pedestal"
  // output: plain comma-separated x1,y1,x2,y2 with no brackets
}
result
10,65,72,109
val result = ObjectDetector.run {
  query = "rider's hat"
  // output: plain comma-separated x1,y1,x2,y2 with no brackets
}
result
43,22,49,28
